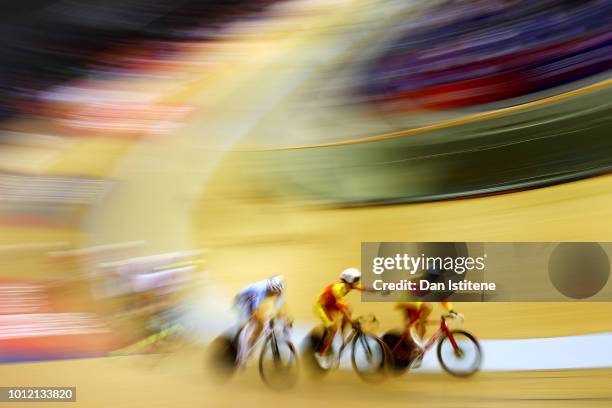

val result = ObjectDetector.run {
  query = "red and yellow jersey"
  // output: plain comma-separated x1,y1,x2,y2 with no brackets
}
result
396,301,453,312
316,281,361,308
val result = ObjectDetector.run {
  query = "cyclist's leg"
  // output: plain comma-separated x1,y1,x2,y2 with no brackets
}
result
236,300,260,364
314,303,337,354
408,304,432,367
414,303,432,341
403,305,421,334
248,308,265,346
338,302,352,335
402,306,424,353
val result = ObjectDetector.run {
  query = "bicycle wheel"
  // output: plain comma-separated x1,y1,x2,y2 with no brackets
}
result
351,333,388,383
437,330,482,377
206,335,237,381
381,331,412,375
259,334,299,390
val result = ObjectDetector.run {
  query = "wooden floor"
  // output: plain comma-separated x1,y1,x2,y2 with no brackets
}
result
3,349,611,408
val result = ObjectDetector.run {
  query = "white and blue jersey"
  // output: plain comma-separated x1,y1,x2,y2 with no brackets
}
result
234,279,284,319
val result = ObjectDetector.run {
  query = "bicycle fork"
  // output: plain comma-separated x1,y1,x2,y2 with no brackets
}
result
441,320,462,357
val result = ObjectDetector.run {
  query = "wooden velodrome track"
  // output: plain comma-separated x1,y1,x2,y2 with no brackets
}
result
3,348,612,407
4,139,611,408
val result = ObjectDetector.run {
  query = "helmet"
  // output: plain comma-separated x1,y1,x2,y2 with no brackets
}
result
267,275,285,294
340,268,361,284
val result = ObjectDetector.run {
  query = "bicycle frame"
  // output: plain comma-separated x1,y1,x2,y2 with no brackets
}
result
330,319,375,363
392,316,460,356
237,318,285,365
336,326,359,358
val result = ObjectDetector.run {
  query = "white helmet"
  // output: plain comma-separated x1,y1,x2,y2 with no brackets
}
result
340,268,361,284
267,275,285,294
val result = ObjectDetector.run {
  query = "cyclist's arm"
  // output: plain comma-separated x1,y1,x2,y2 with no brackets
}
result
441,301,454,312
353,281,385,294
273,294,286,315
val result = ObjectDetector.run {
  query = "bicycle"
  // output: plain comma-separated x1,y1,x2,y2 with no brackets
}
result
207,316,299,389
382,313,482,377
109,320,186,370
302,315,389,383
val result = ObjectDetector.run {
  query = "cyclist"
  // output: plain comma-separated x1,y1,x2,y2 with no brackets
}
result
313,267,369,368
395,301,459,366
234,275,285,365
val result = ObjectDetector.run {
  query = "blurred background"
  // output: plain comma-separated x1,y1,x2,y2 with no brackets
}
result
1,0,611,406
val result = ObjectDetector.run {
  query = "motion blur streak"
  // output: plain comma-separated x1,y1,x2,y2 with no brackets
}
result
361,0,612,110
0,0,611,407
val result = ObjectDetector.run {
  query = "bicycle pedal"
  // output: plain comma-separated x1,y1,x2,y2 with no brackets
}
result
410,354,423,369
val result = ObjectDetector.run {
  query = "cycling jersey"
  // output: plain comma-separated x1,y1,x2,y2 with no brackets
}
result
234,279,284,319
314,281,360,327
396,301,452,311
396,301,453,324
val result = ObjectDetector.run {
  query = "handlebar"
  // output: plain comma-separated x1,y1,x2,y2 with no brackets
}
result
268,314,293,328
352,315,379,331
442,313,465,323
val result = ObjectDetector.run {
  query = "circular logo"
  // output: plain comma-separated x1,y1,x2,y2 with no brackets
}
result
549,243,610,299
